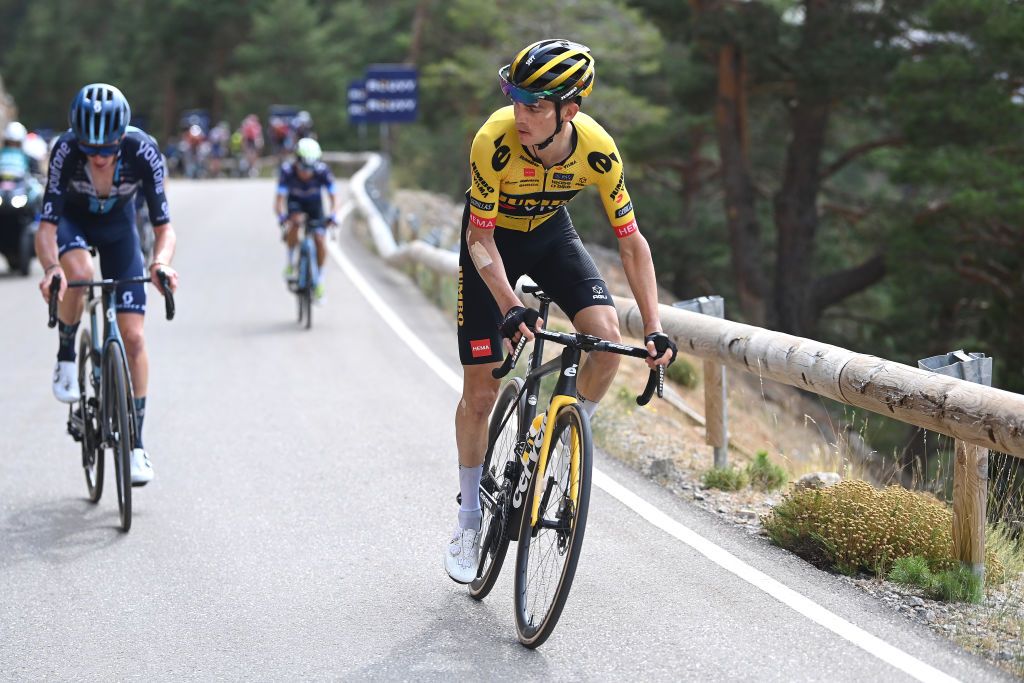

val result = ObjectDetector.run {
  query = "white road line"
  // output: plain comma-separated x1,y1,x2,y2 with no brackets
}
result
327,238,961,683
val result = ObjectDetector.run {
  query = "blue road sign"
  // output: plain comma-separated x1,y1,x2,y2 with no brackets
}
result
348,80,367,125
364,65,418,124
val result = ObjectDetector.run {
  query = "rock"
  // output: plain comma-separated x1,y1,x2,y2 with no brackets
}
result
717,506,729,514
737,509,759,520
795,472,841,490
647,457,676,479
915,607,934,622
693,492,707,501
907,596,926,608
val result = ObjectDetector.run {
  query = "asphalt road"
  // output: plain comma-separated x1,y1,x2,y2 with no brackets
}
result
0,179,1011,682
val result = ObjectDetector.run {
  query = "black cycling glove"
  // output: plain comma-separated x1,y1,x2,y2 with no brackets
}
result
645,332,677,364
498,306,540,341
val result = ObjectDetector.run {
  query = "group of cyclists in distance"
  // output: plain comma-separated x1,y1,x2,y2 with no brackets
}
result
25,38,678,595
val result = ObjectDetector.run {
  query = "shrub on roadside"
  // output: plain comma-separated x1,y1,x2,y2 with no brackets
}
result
888,555,985,604
666,357,698,389
702,466,749,491
746,451,788,492
762,479,1006,586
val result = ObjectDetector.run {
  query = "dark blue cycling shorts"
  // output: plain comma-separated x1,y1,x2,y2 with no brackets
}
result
57,213,146,314
287,196,325,233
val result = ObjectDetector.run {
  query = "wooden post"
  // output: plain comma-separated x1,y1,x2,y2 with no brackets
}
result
704,360,728,468
953,441,989,583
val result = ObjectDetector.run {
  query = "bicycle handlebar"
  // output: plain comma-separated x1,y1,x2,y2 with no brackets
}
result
156,270,175,321
492,327,665,404
47,275,61,328
61,275,176,322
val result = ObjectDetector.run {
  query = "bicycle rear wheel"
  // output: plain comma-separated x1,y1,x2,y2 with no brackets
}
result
470,377,525,600
105,344,133,532
78,329,103,503
513,403,592,648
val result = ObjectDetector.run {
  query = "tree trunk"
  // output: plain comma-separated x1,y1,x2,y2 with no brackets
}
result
715,43,766,325
405,0,433,65
772,98,829,336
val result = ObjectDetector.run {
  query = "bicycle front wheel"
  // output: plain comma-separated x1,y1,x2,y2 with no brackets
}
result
104,345,133,532
470,377,525,600
513,402,592,648
78,329,103,502
301,253,313,330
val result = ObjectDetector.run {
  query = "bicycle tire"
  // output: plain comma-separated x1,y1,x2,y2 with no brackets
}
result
470,377,525,600
78,329,103,503
105,344,133,532
513,403,592,648
301,246,313,330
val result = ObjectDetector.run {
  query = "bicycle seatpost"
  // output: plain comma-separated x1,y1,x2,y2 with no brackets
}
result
47,275,62,328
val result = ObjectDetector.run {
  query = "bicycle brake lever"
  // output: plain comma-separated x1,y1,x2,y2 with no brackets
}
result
492,335,528,379
47,275,62,328
156,270,175,321
637,367,661,407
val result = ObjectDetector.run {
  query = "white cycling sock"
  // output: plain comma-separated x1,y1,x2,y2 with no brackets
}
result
578,394,599,420
458,464,483,531
286,247,296,268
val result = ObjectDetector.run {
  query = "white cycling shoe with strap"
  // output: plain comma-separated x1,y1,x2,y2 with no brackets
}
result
444,523,482,584
52,361,81,404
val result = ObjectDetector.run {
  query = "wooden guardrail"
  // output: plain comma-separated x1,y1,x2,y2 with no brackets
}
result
339,151,1023,580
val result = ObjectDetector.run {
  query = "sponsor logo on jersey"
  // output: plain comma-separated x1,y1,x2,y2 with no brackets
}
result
469,197,495,212
524,167,535,177
616,193,624,204
469,211,496,230
592,284,608,300
587,150,618,174
492,134,511,171
470,161,494,196
470,339,492,358
136,140,166,197
607,171,625,201
553,172,573,182
614,219,638,239
47,141,71,196
615,201,633,218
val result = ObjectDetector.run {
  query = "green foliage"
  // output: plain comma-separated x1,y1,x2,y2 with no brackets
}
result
764,480,1007,585
746,450,787,492
666,357,698,389
929,567,984,604
701,466,749,492
888,555,932,588
888,555,984,603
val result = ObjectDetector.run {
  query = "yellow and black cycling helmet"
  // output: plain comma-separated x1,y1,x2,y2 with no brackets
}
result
499,39,595,105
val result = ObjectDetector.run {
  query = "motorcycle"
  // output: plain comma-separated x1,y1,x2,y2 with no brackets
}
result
0,171,40,276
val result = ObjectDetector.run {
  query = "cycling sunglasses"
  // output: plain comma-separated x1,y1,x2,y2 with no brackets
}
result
498,66,556,105
78,141,120,157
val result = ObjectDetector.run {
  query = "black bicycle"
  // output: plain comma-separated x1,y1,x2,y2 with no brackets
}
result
48,270,174,532
467,284,665,648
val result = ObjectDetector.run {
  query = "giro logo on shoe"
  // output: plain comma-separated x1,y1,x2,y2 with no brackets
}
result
564,365,578,377
513,417,545,509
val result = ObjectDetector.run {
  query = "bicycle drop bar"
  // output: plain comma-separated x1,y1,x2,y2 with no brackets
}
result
47,275,62,328
156,270,175,321
65,275,176,321
492,327,665,403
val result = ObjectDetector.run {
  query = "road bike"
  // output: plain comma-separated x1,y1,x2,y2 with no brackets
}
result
286,217,324,330
48,269,175,532
468,284,665,648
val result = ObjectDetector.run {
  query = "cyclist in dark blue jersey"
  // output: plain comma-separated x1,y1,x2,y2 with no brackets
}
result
36,83,179,486
274,137,339,301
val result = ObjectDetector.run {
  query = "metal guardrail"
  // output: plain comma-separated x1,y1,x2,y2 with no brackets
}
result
341,151,1024,579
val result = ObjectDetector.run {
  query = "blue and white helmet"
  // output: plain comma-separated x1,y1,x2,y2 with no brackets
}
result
69,83,131,145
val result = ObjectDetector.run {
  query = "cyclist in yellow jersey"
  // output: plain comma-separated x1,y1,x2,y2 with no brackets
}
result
445,39,677,583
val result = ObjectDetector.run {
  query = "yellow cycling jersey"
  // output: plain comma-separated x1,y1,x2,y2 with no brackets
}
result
466,106,639,238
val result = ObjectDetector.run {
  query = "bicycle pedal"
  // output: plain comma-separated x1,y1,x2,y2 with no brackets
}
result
455,492,462,506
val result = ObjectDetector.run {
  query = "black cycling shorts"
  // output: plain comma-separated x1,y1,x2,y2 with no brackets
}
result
457,201,613,365
57,212,147,315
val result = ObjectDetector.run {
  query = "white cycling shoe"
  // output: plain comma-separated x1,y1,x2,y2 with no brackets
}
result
130,448,154,486
444,523,482,584
52,361,80,404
